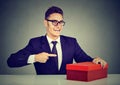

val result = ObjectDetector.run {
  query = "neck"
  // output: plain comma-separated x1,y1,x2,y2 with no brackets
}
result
46,34,59,41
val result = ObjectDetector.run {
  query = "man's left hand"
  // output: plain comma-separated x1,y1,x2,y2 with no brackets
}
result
92,57,107,68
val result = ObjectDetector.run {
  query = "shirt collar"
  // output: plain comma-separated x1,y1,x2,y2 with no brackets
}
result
46,35,60,44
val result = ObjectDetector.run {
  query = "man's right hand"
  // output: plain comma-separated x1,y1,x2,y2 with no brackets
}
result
35,52,57,63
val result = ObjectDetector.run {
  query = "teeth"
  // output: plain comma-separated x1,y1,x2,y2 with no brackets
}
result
54,30,60,31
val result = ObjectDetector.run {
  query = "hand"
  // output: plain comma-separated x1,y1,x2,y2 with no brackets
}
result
35,52,57,63
92,57,107,68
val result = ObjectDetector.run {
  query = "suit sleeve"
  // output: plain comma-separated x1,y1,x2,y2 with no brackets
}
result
7,39,35,67
73,39,93,62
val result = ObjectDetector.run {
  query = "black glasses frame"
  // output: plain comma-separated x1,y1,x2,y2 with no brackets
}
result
46,19,65,26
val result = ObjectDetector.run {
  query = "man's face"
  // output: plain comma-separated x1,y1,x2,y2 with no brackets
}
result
44,13,64,39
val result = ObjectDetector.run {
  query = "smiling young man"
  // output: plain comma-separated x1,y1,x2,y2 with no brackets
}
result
7,6,107,75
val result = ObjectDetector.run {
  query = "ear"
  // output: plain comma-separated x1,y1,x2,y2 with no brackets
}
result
44,19,48,28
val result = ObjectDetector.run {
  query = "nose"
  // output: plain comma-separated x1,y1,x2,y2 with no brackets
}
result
56,24,62,29
56,22,63,28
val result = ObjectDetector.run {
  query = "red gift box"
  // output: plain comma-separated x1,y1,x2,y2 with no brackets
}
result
66,62,108,82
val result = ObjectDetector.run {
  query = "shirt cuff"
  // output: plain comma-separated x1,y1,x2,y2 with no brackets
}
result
27,55,35,64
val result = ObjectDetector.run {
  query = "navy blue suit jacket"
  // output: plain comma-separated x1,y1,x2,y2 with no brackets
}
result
7,35,93,74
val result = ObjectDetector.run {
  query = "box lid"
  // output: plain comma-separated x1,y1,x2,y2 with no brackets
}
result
66,62,108,71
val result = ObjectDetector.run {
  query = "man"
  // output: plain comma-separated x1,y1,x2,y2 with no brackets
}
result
7,6,107,75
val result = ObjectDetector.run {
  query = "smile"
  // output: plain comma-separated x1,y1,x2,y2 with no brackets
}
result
54,29,60,32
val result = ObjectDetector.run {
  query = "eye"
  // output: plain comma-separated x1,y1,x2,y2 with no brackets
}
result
52,20,58,23
59,21,63,23
59,21,65,26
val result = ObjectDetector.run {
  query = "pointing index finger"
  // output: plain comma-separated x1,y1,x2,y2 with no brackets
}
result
47,53,57,57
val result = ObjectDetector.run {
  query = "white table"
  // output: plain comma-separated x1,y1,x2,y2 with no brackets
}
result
0,74,120,85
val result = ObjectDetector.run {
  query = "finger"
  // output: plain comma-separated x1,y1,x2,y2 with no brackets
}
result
99,60,107,69
102,61,107,69
47,54,57,57
93,59,98,64
99,61,104,68
94,60,104,69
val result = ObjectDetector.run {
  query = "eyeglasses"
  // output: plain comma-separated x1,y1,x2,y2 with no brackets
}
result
46,19,65,26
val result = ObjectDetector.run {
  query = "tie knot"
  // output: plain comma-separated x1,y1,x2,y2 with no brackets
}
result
51,41,57,46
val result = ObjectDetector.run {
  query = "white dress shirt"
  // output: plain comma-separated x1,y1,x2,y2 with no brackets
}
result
27,36,62,70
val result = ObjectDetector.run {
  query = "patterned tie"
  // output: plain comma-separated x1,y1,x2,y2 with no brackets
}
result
51,41,58,70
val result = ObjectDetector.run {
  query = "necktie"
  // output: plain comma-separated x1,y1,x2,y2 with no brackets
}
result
51,41,58,70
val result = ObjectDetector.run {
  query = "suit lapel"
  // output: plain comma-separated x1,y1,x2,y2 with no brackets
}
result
41,36,51,53
60,36,66,58
60,36,67,69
